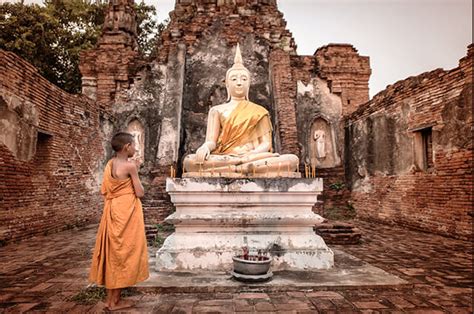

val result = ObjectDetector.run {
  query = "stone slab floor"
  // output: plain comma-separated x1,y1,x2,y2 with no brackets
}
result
0,220,472,313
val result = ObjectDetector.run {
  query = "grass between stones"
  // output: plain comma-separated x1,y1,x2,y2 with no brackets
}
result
71,286,141,305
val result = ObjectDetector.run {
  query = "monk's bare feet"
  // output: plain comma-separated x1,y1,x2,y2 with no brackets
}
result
107,299,134,311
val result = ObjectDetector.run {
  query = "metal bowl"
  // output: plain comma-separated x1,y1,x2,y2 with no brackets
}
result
232,255,272,275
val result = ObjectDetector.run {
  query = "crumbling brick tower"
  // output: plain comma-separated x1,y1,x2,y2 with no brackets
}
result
79,0,140,109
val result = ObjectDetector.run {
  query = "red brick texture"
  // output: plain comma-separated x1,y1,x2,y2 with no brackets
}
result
269,49,300,155
79,0,142,110
346,45,473,240
157,0,296,63
0,50,105,244
315,44,371,116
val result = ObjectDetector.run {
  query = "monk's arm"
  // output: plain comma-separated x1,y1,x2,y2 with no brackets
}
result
127,163,145,198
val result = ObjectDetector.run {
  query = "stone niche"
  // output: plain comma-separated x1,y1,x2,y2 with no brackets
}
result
0,93,39,161
309,117,337,168
296,77,342,168
126,118,145,164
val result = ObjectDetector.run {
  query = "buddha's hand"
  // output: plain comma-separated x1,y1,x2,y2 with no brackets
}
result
195,145,210,163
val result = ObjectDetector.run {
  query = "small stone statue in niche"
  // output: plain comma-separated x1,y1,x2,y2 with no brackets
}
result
313,129,326,159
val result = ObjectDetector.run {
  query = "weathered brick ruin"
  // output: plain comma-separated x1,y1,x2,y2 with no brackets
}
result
346,45,473,239
0,50,104,244
0,0,472,244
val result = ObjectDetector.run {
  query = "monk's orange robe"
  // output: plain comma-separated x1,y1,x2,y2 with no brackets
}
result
89,160,149,289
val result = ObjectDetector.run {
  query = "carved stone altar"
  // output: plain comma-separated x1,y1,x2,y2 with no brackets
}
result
156,178,334,271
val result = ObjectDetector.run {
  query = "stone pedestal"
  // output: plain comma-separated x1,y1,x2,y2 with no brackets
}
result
156,178,334,272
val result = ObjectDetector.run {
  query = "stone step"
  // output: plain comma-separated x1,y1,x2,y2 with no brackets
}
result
321,233,361,245
142,199,169,206
145,225,158,242
143,206,173,212
316,228,360,234
314,221,362,245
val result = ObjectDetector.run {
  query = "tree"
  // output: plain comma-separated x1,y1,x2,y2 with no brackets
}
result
0,0,165,94
135,2,166,58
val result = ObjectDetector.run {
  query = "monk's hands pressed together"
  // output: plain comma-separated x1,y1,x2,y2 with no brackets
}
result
129,157,142,168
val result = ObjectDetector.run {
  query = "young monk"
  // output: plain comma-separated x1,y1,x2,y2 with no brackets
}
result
89,132,149,310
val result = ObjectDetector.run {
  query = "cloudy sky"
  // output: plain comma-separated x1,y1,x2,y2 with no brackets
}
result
4,0,472,98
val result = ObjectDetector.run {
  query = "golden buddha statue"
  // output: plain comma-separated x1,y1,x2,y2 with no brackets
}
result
183,44,300,177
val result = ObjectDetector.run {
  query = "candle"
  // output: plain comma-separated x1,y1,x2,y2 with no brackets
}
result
170,165,173,177
312,166,316,178
304,164,308,178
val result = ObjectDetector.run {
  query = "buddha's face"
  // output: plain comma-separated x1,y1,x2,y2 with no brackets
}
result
226,69,250,100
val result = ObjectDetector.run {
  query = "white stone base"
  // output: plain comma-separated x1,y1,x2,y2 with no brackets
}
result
156,178,334,272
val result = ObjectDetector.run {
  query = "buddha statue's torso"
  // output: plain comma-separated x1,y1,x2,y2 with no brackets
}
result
216,103,237,125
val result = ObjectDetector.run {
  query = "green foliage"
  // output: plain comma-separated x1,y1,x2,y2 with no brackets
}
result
0,0,165,93
152,222,174,247
71,286,140,305
135,3,167,59
71,286,106,305
328,182,345,191
156,222,175,233
154,234,165,248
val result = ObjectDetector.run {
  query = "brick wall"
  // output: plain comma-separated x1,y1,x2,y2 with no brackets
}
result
315,44,371,116
0,50,105,244
345,45,473,240
269,49,300,155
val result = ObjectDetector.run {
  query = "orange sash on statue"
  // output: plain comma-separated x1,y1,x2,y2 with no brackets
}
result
214,101,272,154
89,160,149,289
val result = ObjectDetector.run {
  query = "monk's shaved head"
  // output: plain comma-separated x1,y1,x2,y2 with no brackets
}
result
111,132,134,152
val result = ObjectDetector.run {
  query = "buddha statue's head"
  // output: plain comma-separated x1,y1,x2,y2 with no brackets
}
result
225,44,250,101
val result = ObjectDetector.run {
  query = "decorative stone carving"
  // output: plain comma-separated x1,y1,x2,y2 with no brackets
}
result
314,129,326,159
310,117,337,168
126,119,145,164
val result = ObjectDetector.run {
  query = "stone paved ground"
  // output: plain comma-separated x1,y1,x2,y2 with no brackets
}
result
0,221,472,313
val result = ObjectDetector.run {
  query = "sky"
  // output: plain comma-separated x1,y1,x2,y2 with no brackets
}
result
4,0,472,98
